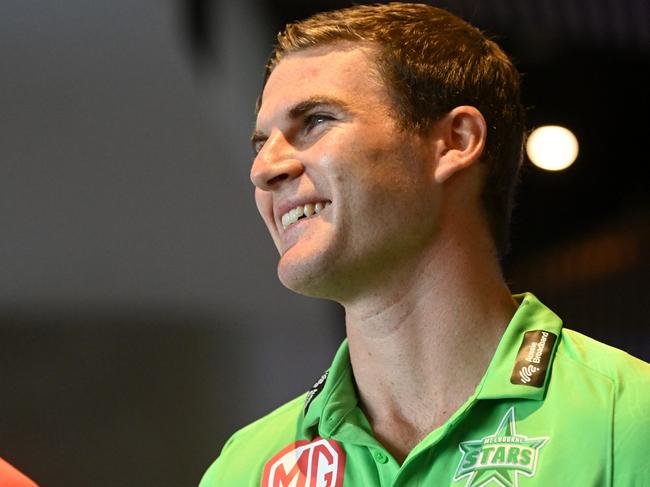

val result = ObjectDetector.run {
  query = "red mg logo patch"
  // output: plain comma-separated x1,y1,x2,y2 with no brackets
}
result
262,437,345,487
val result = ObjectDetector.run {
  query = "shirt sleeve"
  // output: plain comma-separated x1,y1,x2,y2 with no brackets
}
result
198,435,236,487
612,354,650,485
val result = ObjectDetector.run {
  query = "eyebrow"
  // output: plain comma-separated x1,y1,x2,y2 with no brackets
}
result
251,96,351,151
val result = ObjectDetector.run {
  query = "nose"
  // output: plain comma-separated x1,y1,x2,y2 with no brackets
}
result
250,130,304,191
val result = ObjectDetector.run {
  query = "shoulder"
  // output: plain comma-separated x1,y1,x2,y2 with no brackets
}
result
557,329,650,481
199,394,307,487
558,328,650,390
226,393,308,444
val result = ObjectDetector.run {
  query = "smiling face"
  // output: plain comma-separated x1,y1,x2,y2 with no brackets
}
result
251,44,442,301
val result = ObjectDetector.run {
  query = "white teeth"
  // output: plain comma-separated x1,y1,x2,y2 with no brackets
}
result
290,207,303,220
281,201,330,229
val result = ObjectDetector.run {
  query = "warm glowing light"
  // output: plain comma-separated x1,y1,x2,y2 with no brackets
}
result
526,125,579,171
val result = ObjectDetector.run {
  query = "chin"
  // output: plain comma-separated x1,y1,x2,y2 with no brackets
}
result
278,263,323,298
276,255,338,300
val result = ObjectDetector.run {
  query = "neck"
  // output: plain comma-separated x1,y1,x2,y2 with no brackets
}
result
341,224,517,462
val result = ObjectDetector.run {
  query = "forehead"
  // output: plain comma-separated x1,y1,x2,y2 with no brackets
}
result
257,45,390,127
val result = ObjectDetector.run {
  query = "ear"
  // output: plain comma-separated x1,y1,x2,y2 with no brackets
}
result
432,106,487,184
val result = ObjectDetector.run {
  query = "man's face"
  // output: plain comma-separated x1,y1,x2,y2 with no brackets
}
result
251,44,441,300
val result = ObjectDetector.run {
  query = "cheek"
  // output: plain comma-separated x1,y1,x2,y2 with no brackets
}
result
255,188,283,253
255,189,274,227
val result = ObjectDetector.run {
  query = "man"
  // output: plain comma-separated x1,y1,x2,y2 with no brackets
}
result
200,4,650,486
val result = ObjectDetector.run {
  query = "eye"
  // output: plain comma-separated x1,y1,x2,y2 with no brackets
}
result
304,113,334,132
252,137,267,156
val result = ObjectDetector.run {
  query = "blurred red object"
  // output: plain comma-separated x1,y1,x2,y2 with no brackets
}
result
0,458,38,487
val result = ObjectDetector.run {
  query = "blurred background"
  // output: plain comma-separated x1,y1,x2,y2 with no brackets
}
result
0,0,648,485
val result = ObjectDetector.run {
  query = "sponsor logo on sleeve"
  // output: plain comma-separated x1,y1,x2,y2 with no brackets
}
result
262,437,345,487
454,407,549,487
510,330,557,387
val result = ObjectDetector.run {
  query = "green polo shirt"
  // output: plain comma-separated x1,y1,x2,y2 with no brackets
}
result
199,293,650,486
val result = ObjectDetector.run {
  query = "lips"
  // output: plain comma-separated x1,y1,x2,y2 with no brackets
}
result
280,200,331,229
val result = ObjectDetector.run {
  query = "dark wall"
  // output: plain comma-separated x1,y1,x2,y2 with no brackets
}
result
0,1,343,485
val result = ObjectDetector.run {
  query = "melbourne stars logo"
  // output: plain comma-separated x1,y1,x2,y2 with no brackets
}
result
453,407,549,487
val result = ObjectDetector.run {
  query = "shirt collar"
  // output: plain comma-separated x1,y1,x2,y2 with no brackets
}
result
475,292,563,400
301,292,563,437
302,338,357,438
